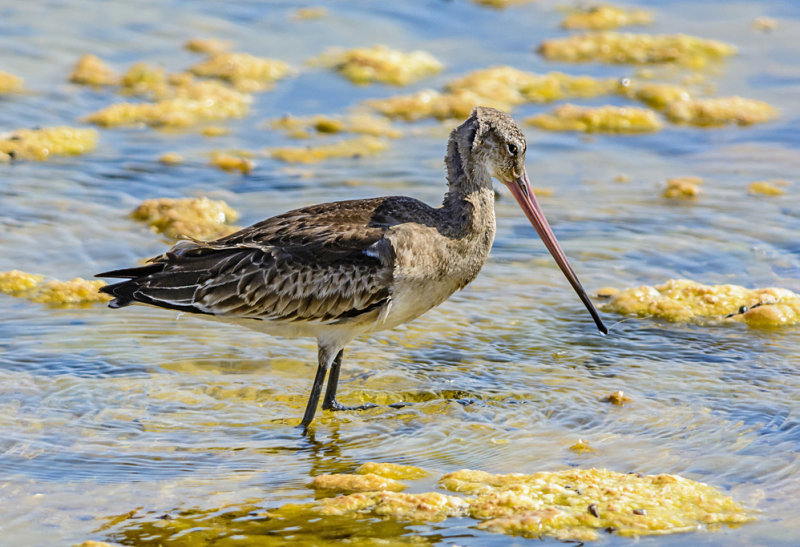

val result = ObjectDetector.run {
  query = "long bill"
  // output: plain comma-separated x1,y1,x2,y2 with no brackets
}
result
505,169,608,335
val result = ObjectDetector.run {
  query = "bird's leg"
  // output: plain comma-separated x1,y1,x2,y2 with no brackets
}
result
321,349,377,412
300,354,329,428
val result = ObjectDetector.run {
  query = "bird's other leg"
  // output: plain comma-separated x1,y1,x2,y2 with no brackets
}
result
300,344,338,428
321,349,377,412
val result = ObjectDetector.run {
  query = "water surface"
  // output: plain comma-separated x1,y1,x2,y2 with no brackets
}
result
1,1,799,545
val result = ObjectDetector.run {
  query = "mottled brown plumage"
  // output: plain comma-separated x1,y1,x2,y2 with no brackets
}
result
98,106,606,428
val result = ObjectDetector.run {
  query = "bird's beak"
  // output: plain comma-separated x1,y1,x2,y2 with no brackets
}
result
505,169,608,335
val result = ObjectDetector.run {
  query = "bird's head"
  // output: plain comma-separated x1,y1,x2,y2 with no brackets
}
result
453,106,608,335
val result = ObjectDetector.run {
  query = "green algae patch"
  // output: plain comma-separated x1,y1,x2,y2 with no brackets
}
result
663,176,703,199
293,7,327,20
184,38,231,55
601,390,632,406
356,462,429,480
118,63,173,98
101,501,441,546
85,80,251,128
752,16,778,32
131,197,240,240
312,45,443,86
471,0,537,8
210,152,254,173
366,89,508,121
309,473,407,494
569,439,596,454
447,66,617,105
526,104,662,133
189,52,291,92
617,79,691,109
562,5,653,30
316,491,467,521
0,71,23,93
666,97,778,126
0,271,111,306
603,278,800,328
442,468,751,541
365,66,617,122
748,180,787,196
30,278,111,305
0,270,44,294
269,135,388,163
0,127,98,161
69,54,119,86
200,125,231,137
269,113,402,138
538,32,736,67
90,464,751,544
158,152,184,165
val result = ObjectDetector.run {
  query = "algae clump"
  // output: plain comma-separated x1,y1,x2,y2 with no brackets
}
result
617,79,691,109
442,468,751,541
0,271,110,306
526,104,662,133
85,80,251,128
367,67,617,122
0,71,23,93
666,97,778,126
159,152,184,165
210,152,254,174
562,5,653,30
663,176,703,199
270,113,402,138
293,7,327,20
184,38,231,55
313,45,443,86
189,52,291,92
269,136,388,163
446,66,617,105
90,463,752,544
471,0,537,8
30,279,111,305
0,270,44,293
131,197,240,240
366,89,508,121
0,127,98,161
69,54,119,86
538,32,736,68
356,462,429,480
309,473,407,494
748,180,786,196
604,278,800,328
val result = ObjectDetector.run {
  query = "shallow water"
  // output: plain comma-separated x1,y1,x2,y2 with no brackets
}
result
1,0,800,545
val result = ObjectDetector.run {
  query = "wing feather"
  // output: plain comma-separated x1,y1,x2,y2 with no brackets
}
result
99,196,415,323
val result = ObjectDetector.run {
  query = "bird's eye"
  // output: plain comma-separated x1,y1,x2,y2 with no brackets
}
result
507,142,518,156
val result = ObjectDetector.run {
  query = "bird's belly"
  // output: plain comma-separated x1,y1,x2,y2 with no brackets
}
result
377,276,463,331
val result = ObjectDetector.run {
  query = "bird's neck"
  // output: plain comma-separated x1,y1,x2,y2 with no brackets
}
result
443,131,493,207
441,132,495,244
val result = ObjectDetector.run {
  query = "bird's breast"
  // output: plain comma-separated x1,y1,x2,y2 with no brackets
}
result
378,213,495,329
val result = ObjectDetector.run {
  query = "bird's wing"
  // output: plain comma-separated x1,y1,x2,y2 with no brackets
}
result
100,197,408,323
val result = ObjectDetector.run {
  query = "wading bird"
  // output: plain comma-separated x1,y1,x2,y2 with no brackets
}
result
98,107,607,428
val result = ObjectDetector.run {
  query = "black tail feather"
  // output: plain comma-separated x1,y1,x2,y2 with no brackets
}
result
98,279,138,308
96,263,165,279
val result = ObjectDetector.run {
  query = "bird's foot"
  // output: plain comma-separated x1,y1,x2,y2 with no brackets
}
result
322,400,378,412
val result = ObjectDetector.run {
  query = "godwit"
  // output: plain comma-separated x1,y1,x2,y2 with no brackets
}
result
97,107,607,428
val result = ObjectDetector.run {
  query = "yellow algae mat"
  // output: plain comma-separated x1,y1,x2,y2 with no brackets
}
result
87,464,751,544
0,270,110,306
601,279,800,328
